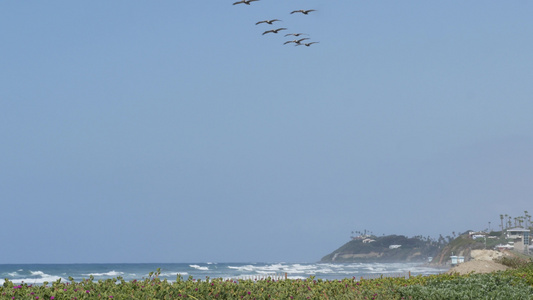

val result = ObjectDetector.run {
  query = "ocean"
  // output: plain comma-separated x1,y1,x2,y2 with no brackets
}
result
0,262,445,285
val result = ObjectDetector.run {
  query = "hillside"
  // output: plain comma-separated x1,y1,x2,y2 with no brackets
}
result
321,235,441,263
428,231,520,265
429,234,486,265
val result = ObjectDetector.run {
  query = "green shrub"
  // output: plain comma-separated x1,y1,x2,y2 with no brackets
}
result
2,267,533,300
494,256,532,269
398,273,533,300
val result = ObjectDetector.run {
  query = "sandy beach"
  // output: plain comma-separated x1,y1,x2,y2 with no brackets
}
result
447,250,510,275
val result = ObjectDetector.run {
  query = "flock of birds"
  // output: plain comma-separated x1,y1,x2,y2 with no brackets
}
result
232,0,319,47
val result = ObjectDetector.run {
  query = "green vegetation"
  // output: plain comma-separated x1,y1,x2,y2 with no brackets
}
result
494,256,533,269
321,235,440,263
430,234,484,265
429,231,528,265
484,236,508,249
3,265,533,300
430,210,533,265
397,273,533,300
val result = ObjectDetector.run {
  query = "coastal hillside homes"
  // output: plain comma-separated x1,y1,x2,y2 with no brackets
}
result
351,234,371,241
506,227,530,253
495,244,514,250
468,231,488,239
362,238,376,243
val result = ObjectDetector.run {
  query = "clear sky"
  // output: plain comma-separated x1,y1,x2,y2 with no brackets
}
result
1,1,532,264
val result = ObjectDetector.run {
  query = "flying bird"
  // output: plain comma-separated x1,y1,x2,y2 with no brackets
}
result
290,9,316,15
262,28,287,35
283,38,309,45
284,33,307,37
233,0,259,5
297,41,319,47
255,19,281,25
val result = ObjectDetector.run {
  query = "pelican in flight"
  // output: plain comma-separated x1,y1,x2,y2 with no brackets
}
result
233,0,259,5
290,9,316,15
256,19,281,25
262,28,287,35
297,41,319,47
283,38,309,45
284,33,307,37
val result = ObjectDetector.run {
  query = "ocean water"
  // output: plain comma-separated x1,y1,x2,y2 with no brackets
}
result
0,262,445,285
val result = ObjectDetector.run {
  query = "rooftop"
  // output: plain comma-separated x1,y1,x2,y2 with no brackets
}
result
506,227,530,232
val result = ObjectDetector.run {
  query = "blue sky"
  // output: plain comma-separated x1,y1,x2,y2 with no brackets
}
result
1,1,532,263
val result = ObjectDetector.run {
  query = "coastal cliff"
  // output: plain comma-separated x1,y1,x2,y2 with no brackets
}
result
429,234,484,265
321,235,441,263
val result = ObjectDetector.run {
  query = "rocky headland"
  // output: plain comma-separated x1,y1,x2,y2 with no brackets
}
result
320,234,441,263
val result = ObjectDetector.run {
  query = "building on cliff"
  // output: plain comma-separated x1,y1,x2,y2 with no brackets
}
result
506,227,530,254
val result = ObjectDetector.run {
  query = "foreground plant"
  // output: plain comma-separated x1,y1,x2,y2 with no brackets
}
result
2,266,533,300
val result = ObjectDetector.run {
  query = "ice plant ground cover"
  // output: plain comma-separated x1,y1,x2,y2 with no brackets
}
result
2,265,533,300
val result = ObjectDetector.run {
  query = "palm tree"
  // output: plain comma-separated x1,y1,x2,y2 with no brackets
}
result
446,235,453,243
505,214,509,229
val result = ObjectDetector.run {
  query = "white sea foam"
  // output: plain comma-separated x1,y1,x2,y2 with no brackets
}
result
228,265,255,272
0,262,444,285
11,275,63,284
313,267,335,274
269,264,316,274
189,265,209,271
160,272,188,277
286,275,306,280
316,263,343,270
228,263,341,276
259,263,285,271
84,271,124,277
30,271,46,276
338,270,359,274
